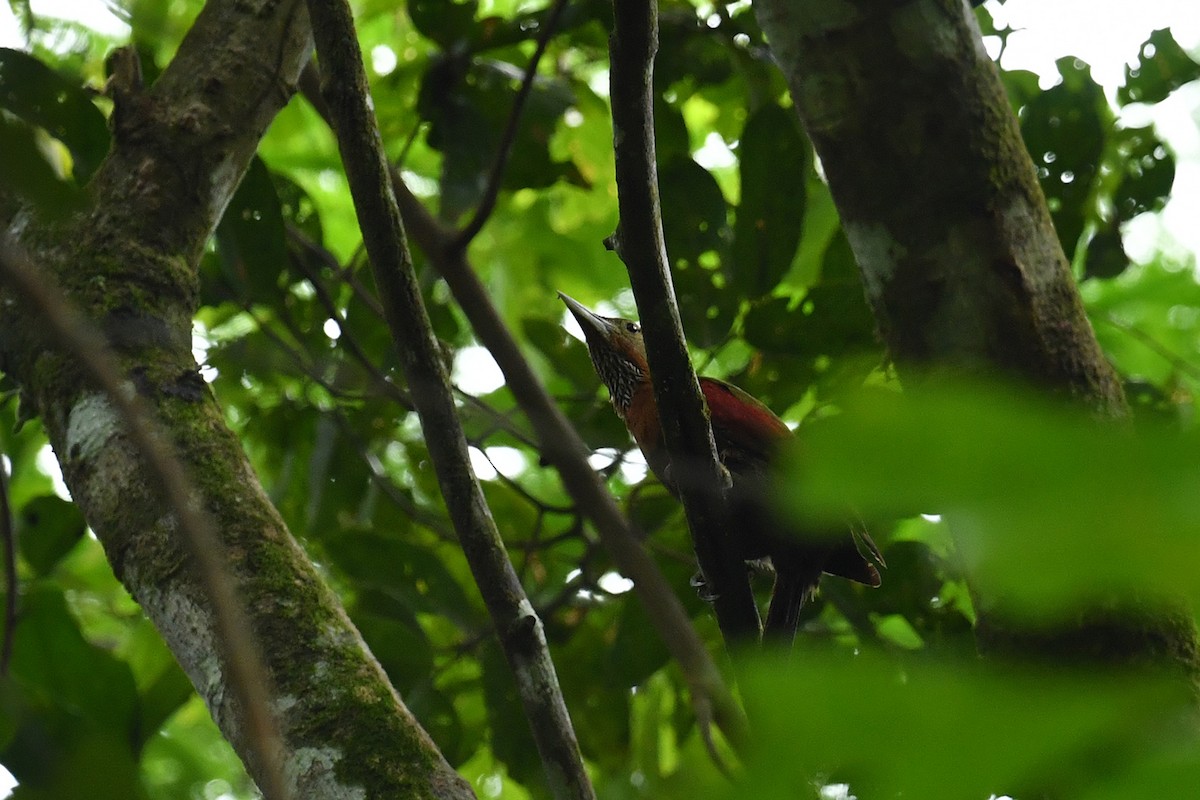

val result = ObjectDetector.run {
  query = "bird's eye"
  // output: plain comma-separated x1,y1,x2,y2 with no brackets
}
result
626,322,640,334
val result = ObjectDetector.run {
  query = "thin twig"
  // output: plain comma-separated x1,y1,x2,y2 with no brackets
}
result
450,0,571,252
303,1,597,797
1095,312,1200,383
0,460,15,675
0,240,289,800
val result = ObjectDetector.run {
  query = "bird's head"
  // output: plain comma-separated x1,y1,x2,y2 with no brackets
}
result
558,292,649,415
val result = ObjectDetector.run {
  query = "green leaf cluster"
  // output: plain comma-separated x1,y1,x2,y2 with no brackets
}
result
1,2,1199,799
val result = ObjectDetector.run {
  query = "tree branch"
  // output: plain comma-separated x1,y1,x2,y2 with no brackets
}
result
450,0,571,252
303,2,595,798
299,63,750,754
0,239,289,799
0,0,478,795
608,0,761,642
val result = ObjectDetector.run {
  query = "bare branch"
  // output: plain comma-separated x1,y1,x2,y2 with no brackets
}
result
303,2,596,798
450,0,571,252
608,0,761,642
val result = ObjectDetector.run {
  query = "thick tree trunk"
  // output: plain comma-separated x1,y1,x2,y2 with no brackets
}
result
0,0,474,796
754,0,1199,676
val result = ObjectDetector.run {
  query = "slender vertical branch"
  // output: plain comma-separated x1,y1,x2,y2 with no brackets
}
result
608,0,761,643
0,240,289,800
303,2,596,798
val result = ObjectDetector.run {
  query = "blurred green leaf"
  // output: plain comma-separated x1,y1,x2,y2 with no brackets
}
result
0,114,85,215
214,156,289,303
16,495,85,576
780,384,1200,614
349,589,435,692
408,0,479,49
732,104,807,298
481,640,545,792
0,47,110,181
1020,57,1107,258
1111,125,1175,222
738,651,1191,800
1118,29,1200,106
324,527,480,626
7,586,138,735
1084,221,1129,280
659,157,728,266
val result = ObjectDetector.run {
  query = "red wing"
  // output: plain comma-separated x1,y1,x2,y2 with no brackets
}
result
700,377,792,470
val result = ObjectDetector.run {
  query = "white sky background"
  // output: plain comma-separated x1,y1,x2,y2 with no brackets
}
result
0,0,1199,795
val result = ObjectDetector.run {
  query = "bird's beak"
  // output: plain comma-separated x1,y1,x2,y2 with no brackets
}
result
558,292,615,340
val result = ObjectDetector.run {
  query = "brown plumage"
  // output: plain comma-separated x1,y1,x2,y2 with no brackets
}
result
560,292,882,640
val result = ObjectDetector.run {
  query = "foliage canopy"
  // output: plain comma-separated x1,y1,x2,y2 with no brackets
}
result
1,1,1199,798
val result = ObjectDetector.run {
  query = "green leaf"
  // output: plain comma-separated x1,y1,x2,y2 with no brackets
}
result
7,585,139,737
659,157,728,265
17,495,86,576
732,104,808,298
0,114,85,215
480,640,544,791
1020,58,1107,259
0,47,110,181
1111,125,1175,222
214,156,289,303
324,528,480,626
1118,29,1200,106
349,589,435,693
419,54,577,219
779,384,1200,614
408,0,479,49
604,596,671,689
523,316,598,391
1083,222,1128,280
738,651,1190,800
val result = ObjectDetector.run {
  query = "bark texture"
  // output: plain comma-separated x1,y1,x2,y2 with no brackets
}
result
755,0,1199,676
304,0,594,796
0,0,474,796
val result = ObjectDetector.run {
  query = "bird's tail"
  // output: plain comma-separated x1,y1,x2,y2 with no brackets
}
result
764,558,824,644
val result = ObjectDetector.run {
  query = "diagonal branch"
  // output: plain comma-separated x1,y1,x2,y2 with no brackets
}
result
450,0,571,252
303,2,596,799
608,0,761,643
299,60,749,754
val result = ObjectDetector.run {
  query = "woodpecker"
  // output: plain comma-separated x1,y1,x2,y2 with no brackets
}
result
559,292,882,640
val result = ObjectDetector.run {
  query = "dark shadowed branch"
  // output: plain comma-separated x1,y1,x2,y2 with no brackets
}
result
0,239,289,800
608,0,761,643
303,1,596,798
